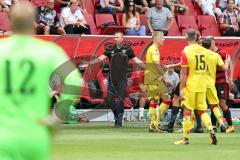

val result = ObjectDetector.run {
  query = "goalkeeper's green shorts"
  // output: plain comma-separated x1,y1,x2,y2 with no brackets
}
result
0,127,50,160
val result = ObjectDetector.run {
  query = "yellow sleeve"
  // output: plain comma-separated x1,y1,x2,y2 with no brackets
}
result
216,53,224,67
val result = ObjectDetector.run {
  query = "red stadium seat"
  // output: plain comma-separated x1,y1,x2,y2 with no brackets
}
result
116,13,123,25
93,0,101,8
139,14,150,34
198,15,221,36
84,0,95,15
83,13,99,35
54,3,61,13
177,15,200,36
0,12,10,33
95,14,126,35
168,19,181,36
185,0,202,18
31,0,46,7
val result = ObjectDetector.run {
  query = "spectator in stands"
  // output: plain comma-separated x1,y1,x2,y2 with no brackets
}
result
4,0,14,8
219,0,240,36
122,1,146,35
99,0,124,14
147,0,156,7
57,0,86,12
60,0,91,34
135,0,150,13
35,0,65,35
0,0,10,12
236,0,240,10
163,62,179,96
125,0,150,13
219,0,228,11
147,0,174,36
164,0,188,15
219,0,240,11
197,0,222,21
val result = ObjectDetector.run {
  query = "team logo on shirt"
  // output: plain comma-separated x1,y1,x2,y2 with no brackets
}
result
154,52,159,58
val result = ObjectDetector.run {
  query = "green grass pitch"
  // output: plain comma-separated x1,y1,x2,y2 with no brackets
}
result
52,122,240,160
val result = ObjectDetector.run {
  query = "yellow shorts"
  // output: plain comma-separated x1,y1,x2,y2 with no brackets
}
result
146,79,168,101
206,86,219,105
182,88,207,111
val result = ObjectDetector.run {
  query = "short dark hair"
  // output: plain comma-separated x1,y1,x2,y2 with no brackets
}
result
115,31,124,36
202,38,212,49
227,0,235,4
206,36,215,40
186,29,199,42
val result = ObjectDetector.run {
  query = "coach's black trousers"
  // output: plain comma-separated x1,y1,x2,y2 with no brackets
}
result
106,79,127,126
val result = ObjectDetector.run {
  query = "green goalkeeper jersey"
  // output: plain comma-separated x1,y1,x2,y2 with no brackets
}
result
0,35,82,160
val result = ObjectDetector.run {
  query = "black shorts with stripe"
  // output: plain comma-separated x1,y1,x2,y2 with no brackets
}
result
216,82,229,100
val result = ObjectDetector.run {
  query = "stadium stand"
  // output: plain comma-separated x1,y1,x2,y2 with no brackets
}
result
31,0,46,7
0,12,10,34
95,13,126,35
93,0,101,8
83,13,99,34
177,15,200,36
0,0,238,36
168,19,181,36
85,0,95,16
139,14,150,34
116,13,123,25
185,0,201,18
198,15,221,36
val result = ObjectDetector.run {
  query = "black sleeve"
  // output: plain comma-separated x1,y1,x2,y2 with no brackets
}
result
126,47,136,59
103,50,111,58
104,44,115,58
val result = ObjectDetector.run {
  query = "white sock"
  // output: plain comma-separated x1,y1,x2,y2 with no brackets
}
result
139,107,144,118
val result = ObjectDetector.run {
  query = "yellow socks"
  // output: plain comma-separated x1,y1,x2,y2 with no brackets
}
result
182,113,194,139
200,112,213,131
211,105,224,126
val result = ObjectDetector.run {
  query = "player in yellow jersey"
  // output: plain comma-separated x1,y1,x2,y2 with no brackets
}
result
174,29,217,145
144,31,171,132
201,37,231,132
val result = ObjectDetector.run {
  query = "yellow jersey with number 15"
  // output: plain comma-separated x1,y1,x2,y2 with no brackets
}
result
181,44,209,92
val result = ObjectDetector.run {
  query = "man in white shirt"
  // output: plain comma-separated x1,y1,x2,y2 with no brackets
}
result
219,0,240,11
60,0,90,34
197,0,222,21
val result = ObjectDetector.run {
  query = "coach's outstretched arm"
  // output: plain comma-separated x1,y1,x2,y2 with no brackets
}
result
79,55,108,68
